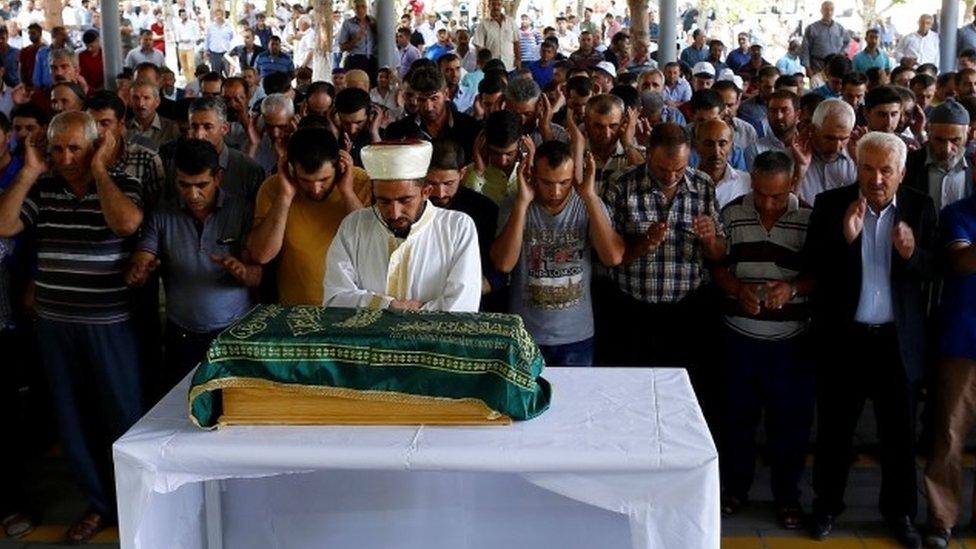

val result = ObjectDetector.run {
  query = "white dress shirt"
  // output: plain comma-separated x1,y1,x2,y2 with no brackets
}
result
175,19,200,50
855,196,897,324
714,166,752,209
205,21,234,53
895,31,940,69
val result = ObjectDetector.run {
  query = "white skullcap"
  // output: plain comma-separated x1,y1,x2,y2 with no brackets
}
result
692,62,716,77
717,70,744,91
361,141,433,181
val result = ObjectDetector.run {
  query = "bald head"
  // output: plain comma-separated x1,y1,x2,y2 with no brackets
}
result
695,118,732,141
695,119,734,174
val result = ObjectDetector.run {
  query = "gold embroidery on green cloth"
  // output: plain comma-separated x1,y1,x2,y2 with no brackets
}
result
226,304,283,340
393,319,538,373
286,307,325,336
333,307,384,329
205,339,538,390
187,376,508,430
190,306,551,429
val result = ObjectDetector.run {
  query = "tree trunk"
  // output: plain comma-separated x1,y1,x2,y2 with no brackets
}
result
163,0,179,75
312,0,333,81
629,0,649,46
45,0,63,29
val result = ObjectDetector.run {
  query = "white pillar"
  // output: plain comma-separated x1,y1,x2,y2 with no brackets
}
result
658,0,677,64
941,0,960,70
100,0,122,90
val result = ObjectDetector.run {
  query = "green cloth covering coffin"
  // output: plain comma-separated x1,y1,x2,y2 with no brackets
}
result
189,305,552,428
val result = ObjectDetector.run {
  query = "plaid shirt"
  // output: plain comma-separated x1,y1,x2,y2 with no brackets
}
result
111,142,165,208
604,164,724,304
594,141,636,197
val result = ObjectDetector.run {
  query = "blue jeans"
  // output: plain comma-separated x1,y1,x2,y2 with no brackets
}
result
208,51,226,76
538,337,594,367
36,318,143,518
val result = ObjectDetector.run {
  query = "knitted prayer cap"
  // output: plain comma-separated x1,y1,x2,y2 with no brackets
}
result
929,99,971,126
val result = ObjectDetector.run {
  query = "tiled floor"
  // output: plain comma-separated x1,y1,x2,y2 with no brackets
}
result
721,456,976,548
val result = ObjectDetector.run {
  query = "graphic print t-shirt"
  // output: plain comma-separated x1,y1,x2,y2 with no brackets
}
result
505,193,603,345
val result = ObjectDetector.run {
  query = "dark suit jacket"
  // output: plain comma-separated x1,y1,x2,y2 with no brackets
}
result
903,146,974,200
384,107,483,166
803,183,938,381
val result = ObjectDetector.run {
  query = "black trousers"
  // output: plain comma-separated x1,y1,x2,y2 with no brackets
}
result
594,283,721,430
719,327,814,504
343,54,378,86
595,284,702,368
0,327,30,517
812,323,918,520
161,321,222,396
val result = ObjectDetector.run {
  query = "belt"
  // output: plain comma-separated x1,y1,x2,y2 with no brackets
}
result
167,321,223,342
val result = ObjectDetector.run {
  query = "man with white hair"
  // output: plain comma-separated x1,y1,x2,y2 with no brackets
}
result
247,92,295,176
0,111,145,543
793,98,857,204
894,14,940,70
324,141,482,312
799,1,849,76
293,15,316,69
805,131,937,547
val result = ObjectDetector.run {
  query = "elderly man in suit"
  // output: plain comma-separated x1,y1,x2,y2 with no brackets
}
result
805,131,937,548
903,99,973,216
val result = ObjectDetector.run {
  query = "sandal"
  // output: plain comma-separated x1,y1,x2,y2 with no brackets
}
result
776,503,805,530
2,513,34,539
65,511,105,545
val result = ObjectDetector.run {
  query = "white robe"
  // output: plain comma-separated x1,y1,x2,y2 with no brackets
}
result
324,202,482,312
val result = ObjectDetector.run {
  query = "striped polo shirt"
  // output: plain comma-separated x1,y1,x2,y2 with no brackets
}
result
720,192,812,340
19,171,143,324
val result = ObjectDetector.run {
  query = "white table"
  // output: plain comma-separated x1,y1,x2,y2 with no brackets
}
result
113,368,719,549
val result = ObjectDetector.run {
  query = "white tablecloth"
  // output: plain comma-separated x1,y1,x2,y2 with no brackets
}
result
113,367,719,549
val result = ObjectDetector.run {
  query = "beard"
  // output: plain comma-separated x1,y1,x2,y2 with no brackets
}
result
936,149,965,170
385,216,414,238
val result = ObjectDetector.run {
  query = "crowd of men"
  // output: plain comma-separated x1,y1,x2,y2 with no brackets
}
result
3,0,976,548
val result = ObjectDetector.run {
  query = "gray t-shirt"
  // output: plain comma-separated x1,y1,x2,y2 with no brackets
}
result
504,193,606,346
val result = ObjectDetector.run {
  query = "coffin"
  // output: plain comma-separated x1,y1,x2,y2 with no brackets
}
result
188,305,552,429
